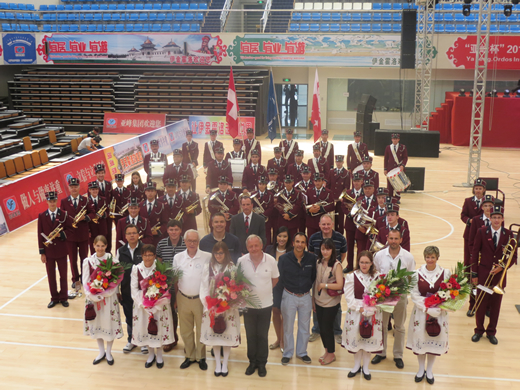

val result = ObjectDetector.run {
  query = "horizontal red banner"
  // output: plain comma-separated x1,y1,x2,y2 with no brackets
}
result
103,113,167,134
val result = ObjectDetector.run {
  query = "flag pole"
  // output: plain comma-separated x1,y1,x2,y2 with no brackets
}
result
270,67,283,140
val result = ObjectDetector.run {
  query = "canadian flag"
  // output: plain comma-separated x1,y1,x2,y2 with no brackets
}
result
226,67,240,138
311,68,321,142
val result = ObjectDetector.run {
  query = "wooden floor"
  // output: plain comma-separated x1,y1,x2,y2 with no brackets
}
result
1,130,520,389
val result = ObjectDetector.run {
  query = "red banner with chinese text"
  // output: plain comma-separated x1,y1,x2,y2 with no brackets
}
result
103,113,167,134
57,151,112,196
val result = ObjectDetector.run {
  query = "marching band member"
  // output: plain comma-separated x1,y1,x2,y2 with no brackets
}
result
267,146,287,178
354,179,377,253
86,181,108,255
38,191,69,308
306,173,335,238
361,156,379,189
61,177,90,293
341,172,364,272
252,176,275,246
177,175,202,231
203,129,223,169
375,196,406,230
317,129,334,168
242,150,266,193
182,130,199,191
286,150,307,185
206,147,233,194
127,171,145,201
243,127,262,164
384,133,408,197
461,178,486,276
267,168,283,193
370,187,389,220
375,203,411,252
471,205,517,345
327,155,350,233
347,131,368,173
298,166,314,235
115,197,153,251
308,143,330,178
208,176,240,232
111,174,130,227
143,139,168,183
94,164,113,250
226,138,246,161
406,246,449,385
139,181,168,247
274,175,303,239
163,149,193,187
279,128,299,166
159,179,183,221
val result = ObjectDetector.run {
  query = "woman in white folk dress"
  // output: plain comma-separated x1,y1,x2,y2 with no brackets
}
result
83,235,123,366
131,244,174,369
406,246,450,385
342,250,383,381
200,241,241,377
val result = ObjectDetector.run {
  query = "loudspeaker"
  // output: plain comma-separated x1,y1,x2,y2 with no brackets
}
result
364,122,379,151
358,94,377,115
400,10,417,69
404,167,425,191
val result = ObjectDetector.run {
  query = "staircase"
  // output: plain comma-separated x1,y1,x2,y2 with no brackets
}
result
113,74,139,113
201,0,227,33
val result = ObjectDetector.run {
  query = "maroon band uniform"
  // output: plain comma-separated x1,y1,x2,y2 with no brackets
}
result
279,138,299,166
203,140,224,167
115,214,153,250
87,195,108,254
251,189,275,246
143,152,168,182
206,159,233,190
208,189,240,232
274,186,303,240
177,189,202,231
242,164,266,192
139,199,168,247
305,185,335,238
347,142,368,171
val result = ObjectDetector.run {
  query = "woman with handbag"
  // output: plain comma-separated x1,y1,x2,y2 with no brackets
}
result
406,246,450,385
200,242,241,377
82,235,123,366
313,238,344,365
342,251,383,380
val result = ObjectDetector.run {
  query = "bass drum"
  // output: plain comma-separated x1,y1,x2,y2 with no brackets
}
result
230,158,247,189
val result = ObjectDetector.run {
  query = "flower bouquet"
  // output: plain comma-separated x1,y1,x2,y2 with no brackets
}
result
363,259,416,314
140,261,182,335
424,262,471,312
85,256,130,321
205,263,260,334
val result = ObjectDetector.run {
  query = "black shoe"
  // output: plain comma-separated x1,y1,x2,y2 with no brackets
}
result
466,309,474,317
472,333,482,342
47,301,58,309
415,373,425,382
180,358,194,369
371,355,386,364
214,371,221,377
348,367,361,378
394,358,404,369
258,365,267,377
107,358,114,366
245,363,256,375
426,375,435,385
362,368,372,381
199,358,208,371
221,371,228,377
93,353,106,365
145,357,156,368
487,335,498,345
281,357,290,365
486,310,491,318
61,301,69,307
297,355,311,364
157,361,164,369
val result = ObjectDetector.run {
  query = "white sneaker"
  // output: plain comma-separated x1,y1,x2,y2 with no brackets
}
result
309,333,320,342
141,346,149,354
335,334,342,344
123,343,136,353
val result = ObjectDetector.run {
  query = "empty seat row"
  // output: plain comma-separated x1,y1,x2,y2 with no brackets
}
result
42,12,204,22
434,23,520,33
0,12,39,20
1,22,39,31
292,12,401,22
0,2,35,10
289,22,402,33
45,2,208,10
294,2,416,11
41,22,200,33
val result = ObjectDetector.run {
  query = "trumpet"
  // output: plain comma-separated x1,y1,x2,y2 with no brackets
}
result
174,209,184,221
210,193,230,213
92,203,108,224
72,205,87,228
119,203,129,215
41,224,64,247
184,200,200,214
109,198,117,218
151,222,161,234
250,192,268,222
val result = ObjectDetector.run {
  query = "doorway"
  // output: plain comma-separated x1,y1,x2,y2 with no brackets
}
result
275,84,308,128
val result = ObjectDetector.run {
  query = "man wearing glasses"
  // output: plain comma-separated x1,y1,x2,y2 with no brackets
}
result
172,230,212,370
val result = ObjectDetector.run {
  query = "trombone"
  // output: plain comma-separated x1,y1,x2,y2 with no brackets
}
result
250,192,268,222
92,203,108,224
41,223,64,247
72,205,87,228
469,224,519,316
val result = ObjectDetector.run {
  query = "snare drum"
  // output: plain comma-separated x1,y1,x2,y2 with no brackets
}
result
230,159,247,189
386,167,411,192
150,161,166,191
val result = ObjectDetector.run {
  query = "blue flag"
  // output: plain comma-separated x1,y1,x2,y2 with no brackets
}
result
267,71,279,142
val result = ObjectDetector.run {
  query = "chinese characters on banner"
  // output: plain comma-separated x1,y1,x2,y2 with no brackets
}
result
103,113,167,134
240,41,305,55
188,116,256,139
47,40,108,54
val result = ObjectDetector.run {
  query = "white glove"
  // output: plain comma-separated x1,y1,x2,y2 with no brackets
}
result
426,308,441,318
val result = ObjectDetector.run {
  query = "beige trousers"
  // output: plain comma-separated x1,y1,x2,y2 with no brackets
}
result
177,292,206,361
379,294,408,359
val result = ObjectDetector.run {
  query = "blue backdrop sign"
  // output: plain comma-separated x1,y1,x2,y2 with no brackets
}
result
2,33,37,64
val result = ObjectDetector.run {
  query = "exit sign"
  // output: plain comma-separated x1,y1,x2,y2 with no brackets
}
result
283,78,291,82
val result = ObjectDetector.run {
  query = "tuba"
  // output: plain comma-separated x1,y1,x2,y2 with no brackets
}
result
274,190,296,218
250,192,268,222
209,192,230,214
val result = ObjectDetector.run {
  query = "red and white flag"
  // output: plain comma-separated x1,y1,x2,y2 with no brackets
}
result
311,68,322,142
226,67,240,138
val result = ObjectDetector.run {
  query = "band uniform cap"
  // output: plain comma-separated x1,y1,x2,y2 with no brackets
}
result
218,175,229,183
284,174,294,182
210,129,218,135
215,147,224,154
94,163,105,172
474,178,487,188
314,173,324,181
173,148,182,155
258,175,268,184
386,203,400,213
352,173,363,181
150,139,159,146
301,166,311,174
491,205,504,216
68,177,80,186
362,155,373,163
180,174,190,182
273,146,281,153
129,197,140,206
295,150,304,156
321,129,329,135
88,181,99,189
386,195,400,204
46,191,58,201
363,179,374,187
335,155,344,162
312,143,320,150
165,178,177,187
482,194,495,205
233,138,241,145
391,133,400,139
185,130,193,135
145,181,157,190
286,128,294,134
246,128,254,133
376,187,389,196
251,149,259,156
353,131,362,137
268,168,278,175
115,173,124,181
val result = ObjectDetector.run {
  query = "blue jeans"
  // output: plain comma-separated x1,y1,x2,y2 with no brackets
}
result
281,290,312,359
78,148,92,155
312,306,342,335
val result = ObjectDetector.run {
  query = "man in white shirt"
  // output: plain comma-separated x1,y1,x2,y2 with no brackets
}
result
372,229,416,369
78,136,101,155
238,235,279,378
172,229,211,371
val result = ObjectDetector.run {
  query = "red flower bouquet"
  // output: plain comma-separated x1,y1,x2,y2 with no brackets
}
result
424,262,471,311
